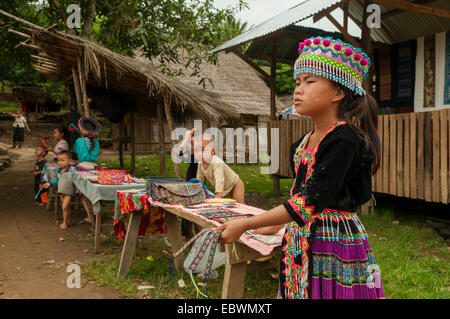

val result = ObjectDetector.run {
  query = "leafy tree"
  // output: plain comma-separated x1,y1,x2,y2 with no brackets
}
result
216,15,249,44
40,0,249,78
275,63,296,96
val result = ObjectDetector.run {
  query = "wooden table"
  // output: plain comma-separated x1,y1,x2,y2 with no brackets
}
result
116,205,280,299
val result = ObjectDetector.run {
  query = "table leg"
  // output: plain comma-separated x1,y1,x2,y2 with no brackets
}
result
117,211,143,279
165,212,185,270
94,211,102,254
221,261,247,299
54,189,59,222
46,187,52,211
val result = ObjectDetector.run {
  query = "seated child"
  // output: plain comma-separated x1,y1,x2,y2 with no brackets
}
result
31,145,48,206
43,151,77,230
195,134,245,203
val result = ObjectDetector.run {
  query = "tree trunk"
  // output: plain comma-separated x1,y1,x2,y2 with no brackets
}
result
49,0,77,35
81,0,96,39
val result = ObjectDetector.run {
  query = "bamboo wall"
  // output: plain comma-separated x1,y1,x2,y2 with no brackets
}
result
270,109,450,205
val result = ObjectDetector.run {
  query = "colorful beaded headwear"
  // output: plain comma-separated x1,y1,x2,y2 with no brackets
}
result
295,36,371,96
77,117,101,137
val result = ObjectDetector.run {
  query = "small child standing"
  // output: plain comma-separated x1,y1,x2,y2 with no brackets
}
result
43,151,77,230
194,134,245,203
32,145,48,206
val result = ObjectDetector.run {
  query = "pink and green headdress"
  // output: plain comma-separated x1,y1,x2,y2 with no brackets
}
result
295,36,371,96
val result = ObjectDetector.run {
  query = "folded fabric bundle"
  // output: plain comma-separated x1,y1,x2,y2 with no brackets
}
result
147,181,206,207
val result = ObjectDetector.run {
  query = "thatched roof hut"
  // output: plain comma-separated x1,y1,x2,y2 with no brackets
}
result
140,51,285,126
0,9,241,128
0,9,243,176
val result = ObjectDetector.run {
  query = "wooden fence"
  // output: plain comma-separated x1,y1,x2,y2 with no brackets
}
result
270,109,450,205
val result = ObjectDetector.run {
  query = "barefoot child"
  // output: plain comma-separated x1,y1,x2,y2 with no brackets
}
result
43,151,77,230
216,37,385,299
194,134,245,204
31,145,48,206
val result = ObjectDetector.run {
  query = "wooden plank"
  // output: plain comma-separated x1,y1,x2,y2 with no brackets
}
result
371,0,450,19
383,115,390,194
403,114,410,198
117,211,143,278
424,112,432,202
396,115,403,197
165,212,186,270
376,115,383,193
417,112,425,200
94,211,102,254
448,109,450,203
432,111,440,202
440,110,448,204
409,113,417,199
389,115,397,195
221,261,247,299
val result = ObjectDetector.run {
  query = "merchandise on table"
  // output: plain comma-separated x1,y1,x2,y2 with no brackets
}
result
148,182,206,207
144,177,185,193
197,210,254,224
114,190,167,240
97,169,126,185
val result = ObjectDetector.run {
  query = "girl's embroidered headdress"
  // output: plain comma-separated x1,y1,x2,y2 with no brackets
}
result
294,36,371,96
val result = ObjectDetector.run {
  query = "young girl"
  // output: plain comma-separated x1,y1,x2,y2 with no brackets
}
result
72,117,101,225
48,126,70,161
216,36,385,299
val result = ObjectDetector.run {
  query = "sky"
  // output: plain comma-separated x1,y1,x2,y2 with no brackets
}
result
214,0,307,28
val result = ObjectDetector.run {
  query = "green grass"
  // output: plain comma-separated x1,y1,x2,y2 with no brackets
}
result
0,100,20,112
83,236,279,299
87,154,450,299
99,154,293,196
359,209,450,299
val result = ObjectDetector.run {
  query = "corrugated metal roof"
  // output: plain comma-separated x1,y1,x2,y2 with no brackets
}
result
212,0,343,53
347,0,450,44
213,0,450,54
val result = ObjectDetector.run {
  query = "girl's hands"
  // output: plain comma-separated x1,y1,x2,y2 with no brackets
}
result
214,219,248,244
252,225,284,235
43,183,50,189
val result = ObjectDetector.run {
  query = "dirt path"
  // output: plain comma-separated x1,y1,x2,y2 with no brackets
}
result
0,142,120,299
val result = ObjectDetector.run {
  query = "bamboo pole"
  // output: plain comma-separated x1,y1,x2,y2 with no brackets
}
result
163,95,180,178
130,112,136,176
157,97,166,176
77,55,90,118
72,67,84,115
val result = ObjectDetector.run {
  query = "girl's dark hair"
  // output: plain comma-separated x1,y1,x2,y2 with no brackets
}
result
54,126,71,148
87,136,96,152
333,84,381,175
